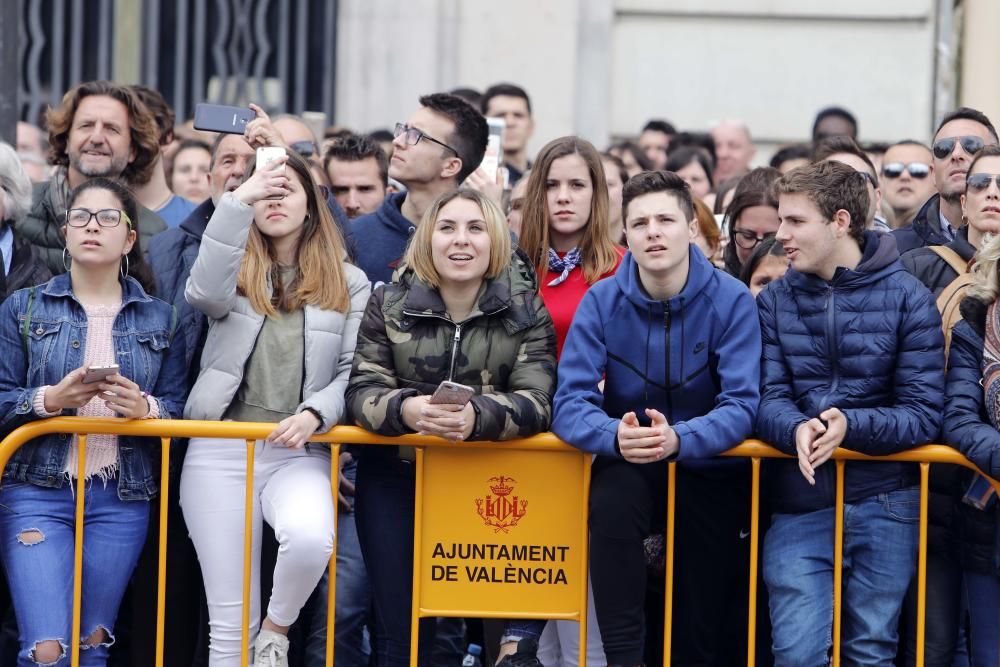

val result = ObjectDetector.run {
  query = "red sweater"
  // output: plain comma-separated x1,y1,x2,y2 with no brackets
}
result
541,248,625,358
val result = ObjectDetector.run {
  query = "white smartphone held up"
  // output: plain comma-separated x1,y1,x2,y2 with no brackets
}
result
479,117,506,184
428,380,475,407
82,364,120,385
256,146,287,199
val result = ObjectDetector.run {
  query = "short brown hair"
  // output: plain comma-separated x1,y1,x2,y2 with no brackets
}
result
775,161,869,243
621,170,694,224
404,189,512,288
46,80,161,186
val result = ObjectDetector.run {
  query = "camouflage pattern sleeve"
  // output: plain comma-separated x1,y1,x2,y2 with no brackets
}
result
469,293,557,441
346,287,419,436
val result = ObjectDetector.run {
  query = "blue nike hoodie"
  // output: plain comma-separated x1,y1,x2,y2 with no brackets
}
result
553,246,761,465
345,192,413,286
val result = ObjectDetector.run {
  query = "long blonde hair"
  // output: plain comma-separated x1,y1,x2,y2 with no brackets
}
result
518,136,619,283
970,233,1000,304
238,151,350,316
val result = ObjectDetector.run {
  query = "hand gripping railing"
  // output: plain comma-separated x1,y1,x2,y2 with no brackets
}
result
0,419,996,667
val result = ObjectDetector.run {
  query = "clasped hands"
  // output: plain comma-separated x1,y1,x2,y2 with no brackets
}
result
794,407,847,485
616,408,679,464
402,395,475,441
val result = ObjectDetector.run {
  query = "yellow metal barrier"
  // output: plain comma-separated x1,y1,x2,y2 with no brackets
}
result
0,421,998,667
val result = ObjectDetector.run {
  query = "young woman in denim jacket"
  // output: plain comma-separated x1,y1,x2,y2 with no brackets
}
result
0,177,187,666
182,150,369,666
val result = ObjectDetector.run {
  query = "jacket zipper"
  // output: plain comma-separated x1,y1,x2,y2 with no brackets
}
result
664,307,673,422
448,323,462,381
820,288,840,412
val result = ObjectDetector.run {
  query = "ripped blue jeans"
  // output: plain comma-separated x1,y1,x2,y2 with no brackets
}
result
0,479,149,666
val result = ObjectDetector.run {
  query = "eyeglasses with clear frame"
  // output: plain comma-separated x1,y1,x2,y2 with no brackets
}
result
393,123,459,156
66,208,133,228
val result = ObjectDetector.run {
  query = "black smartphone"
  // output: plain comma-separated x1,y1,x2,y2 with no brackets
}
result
193,103,256,134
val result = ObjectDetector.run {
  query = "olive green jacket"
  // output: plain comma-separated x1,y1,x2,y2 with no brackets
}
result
346,254,556,442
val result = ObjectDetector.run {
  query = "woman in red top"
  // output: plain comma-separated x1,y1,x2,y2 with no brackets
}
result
519,136,625,356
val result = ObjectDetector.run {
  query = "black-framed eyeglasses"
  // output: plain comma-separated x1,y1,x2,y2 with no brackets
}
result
394,123,459,156
66,208,133,228
289,140,317,158
882,162,931,180
932,135,986,160
732,229,775,250
966,172,1000,193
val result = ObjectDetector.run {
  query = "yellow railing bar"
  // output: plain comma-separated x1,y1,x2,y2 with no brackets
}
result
70,434,87,667
662,461,676,664
747,457,761,667
916,462,930,666
4,420,1000,667
154,436,171,667
832,459,845,666
326,444,341,667
578,454,591,667
409,446,426,667
241,439,255,667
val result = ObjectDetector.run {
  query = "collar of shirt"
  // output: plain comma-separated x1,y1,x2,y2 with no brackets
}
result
938,209,956,240
0,224,13,276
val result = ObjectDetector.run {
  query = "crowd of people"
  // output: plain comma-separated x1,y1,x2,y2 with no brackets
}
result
0,77,998,667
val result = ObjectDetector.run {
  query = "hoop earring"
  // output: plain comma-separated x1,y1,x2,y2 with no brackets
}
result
121,253,130,280
62,247,72,272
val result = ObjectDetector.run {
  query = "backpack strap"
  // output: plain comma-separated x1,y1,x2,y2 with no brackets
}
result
929,245,969,276
937,273,975,363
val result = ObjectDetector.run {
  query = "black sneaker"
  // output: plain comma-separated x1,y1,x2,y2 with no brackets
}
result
495,638,542,667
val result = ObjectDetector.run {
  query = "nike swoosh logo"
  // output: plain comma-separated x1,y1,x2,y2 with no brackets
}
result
739,529,751,539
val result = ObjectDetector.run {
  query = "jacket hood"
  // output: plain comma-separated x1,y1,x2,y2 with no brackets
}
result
376,192,413,236
786,230,901,292
614,244,715,312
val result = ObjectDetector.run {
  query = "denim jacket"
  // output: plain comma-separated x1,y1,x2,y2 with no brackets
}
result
0,273,188,500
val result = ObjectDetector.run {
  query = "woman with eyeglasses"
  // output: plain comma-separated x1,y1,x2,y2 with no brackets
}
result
938,144,1000,666
182,150,369,666
0,177,186,666
721,167,781,278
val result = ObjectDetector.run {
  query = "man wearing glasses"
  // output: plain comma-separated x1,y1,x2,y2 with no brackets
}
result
893,107,998,254
346,93,488,286
880,141,936,228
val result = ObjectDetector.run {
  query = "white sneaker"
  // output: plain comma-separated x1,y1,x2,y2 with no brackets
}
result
253,629,290,667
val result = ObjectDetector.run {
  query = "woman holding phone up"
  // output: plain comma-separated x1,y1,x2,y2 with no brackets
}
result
347,188,557,666
0,178,186,666
182,150,369,666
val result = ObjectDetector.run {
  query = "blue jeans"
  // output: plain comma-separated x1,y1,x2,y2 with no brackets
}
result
0,479,149,666
964,570,1000,666
304,455,371,666
764,487,919,667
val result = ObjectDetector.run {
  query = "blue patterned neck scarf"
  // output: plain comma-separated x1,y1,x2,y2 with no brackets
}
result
547,247,582,287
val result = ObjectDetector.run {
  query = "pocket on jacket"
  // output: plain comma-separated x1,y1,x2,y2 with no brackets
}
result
24,321,62,370
135,330,170,384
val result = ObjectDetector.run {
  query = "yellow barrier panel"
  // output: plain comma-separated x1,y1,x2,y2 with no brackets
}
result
0,422,998,667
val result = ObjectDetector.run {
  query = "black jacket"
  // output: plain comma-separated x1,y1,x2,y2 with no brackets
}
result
891,194,954,256
2,226,52,300
899,225,976,298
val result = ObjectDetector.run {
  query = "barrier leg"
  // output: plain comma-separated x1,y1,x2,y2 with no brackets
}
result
662,462,676,665
327,444,341,667
916,462,929,667
578,455,591,667
70,435,88,667
832,459,845,667
746,457,761,667
241,439,256,667
155,436,171,667
410,447,425,667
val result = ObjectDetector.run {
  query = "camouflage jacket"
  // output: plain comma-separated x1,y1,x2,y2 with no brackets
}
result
347,255,556,442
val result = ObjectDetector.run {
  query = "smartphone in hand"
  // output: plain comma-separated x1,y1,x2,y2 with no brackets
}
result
193,103,256,134
428,381,475,406
82,364,120,385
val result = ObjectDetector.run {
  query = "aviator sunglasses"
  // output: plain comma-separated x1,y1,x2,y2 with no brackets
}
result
882,162,931,180
932,135,986,160
967,173,1000,193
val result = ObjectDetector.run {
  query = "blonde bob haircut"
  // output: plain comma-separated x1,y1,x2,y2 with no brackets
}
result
238,150,350,316
403,188,512,288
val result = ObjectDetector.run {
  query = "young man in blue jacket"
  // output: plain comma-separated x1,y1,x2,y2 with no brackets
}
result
553,171,762,667
757,160,945,665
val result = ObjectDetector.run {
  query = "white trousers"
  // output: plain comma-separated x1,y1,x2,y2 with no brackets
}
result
538,576,607,667
180,438,335,666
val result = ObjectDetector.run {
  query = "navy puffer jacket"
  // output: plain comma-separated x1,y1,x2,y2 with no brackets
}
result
757,231,945,514
943,297,1000,574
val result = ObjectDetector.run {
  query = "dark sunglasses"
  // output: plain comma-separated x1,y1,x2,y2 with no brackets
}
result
932,135,986,160
289,141,317,158
966,173,1000,192
882,162,931,180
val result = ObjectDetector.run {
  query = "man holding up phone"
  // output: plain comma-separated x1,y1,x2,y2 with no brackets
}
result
553,171,761,666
